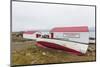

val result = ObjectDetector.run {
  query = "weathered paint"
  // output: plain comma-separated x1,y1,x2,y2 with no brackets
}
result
36,41,83,55
36,38,88,54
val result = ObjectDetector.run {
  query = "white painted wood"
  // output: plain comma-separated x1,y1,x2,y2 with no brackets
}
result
53,32,89,43
36,38,88,54
23,33,37,40
23,31,89,44
23,32,89,53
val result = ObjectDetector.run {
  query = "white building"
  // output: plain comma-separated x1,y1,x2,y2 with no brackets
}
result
23,31,51,40
50,26,89,44
23,26,89,44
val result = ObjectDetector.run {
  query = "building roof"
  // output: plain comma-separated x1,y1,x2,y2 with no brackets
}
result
50,26,89,32
23,31,36,34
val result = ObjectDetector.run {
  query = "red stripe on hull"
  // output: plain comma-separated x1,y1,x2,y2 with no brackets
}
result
36,41,83,55
35,42,46,48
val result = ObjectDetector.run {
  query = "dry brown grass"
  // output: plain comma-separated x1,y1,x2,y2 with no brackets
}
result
11,32,96,66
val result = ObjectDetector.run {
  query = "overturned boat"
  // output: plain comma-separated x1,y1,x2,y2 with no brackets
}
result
35,38,88,55
23,26,89,55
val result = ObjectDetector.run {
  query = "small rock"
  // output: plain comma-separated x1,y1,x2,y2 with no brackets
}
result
42,52,46,55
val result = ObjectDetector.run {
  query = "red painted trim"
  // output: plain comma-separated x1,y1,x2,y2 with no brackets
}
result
35,42,46,48
36,41,83,55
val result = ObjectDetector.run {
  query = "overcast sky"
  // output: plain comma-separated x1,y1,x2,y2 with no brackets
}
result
12,1,95,32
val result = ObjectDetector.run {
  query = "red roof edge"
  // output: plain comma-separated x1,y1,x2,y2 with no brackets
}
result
50,26,89,32
23,31,36,34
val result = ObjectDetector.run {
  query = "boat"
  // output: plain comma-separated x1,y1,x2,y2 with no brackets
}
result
35,38,88,55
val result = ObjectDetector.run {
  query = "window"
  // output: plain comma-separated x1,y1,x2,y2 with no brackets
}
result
63,33,80,38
